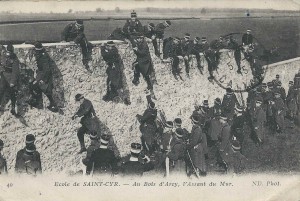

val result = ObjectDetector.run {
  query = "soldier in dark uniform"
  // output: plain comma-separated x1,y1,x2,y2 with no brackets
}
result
242,29,254,62
164,37,183,80
61,19,92,71
101,41,123,102
222,140,247,174
186,115,207,176
15,138,42,175
251,98,266,143
142,23,156,43
136,98,157,155
123,10,143,46
121,143,154,177
231,105,248,152
82,131,100,174
192,100,211,135
221,88,239,124
132,34,154,91
209,98,222,118
227,36,242,74
0,43,19,116
210,36,226,67
207,110,222,159
274,81,286,102
0,139,7,175
189,37,203,73
181,33,193,78
72,94,97,153
29,42,58,112
86,134,118,176
173,118,189,141
204,46,218,81
287,81,298,120
160,121,174,152
273,91,287,133
154,20,171,57
165,128,187,175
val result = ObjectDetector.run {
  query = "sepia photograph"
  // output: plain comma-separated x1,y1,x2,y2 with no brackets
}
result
0,0,300,200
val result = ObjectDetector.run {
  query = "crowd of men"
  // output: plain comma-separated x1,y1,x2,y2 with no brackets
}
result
0,11,300,177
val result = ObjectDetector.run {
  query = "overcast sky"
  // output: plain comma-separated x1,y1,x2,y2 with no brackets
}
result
0,0,299,13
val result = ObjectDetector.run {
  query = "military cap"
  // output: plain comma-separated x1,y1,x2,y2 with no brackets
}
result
174,37,181,41
6,42,14,53
148,23,155,29
131,143,142,153
203,100,209,107
165,20,171,26
174,128,184,138
201,37,207,41
184,33,191,39
276,74,280,79
100,134,110,145
131,10,137,17
75,93,84,101
191,115,200,124
75,19,84,25
25,143,36,153
25,134,35,144
220,113,228,120
214,98,222,105
246,29,251,32
231,140,241,151
165,121,173,128
106,41,115,46
89,131,98,140
235,105,244,113
174,118,182,127
148,102,155,109
255,98,263,103
267,82,273,87
277,81,282,86
289,81,294,85
274,90,281,96
226,87,233,94
34,41,44,51
0,139,3,148
194,37,200,42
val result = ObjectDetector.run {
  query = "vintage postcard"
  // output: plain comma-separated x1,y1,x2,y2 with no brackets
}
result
0,0,300,200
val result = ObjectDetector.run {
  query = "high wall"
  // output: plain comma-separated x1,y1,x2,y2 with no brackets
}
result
0,41,299,174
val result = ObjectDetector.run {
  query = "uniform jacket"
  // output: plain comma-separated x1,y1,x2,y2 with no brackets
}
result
187,124,207,171
252,106,266,140
142,26,155,39
133,40,153,75
242,33,253,45
160,130,173,151
155,23,167,39
122,19,143,34
208,118,223,141
76,99,96,129
35,50,53,91
61,22,85,43
164,39,183,58
0,53,20,86
219,123,231,152
287,85,298,112
15,148,42,175
82,140,100,167
138,108,158,145
121,159,154,177
209,105,222,118
167,135,186,161
231,113,247,134
222,93,239,117
181,39,193,56
198,42,209,52
210,39,226,50
87,147,118,175
222,147,247,174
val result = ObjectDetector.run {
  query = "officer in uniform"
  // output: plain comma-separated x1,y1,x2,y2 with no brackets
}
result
189,37,203,73
181,33,193,78
207,110,222,159
0,43,19,116
121,143,154,177
274,81,286,102
136,98,157,155
173,118,189,141
164,37,183,80
15,138,42,175
101,41,123,102
154,20,171,57
86,134,118,175
222,140,247,174
61,19,92,71
29,42,58,112
209,98,222,118
72,94,97,153
15,134,42,175
265,82,276,131
287,81,298,120
242,29,254,62
123,10,143,46
251,98,266,144
82,131,100,173
221,88,239,124
186,115,207,177
204,46,218,81
227,36,242,74
210,36,226,67
193,100,211,135
165,128,186,175
0,139,7,175
132,34,154,91
231,105,248,152
159,121,174,151
273,91,287,133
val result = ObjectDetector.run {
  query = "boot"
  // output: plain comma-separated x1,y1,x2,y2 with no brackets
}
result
102,93,112,102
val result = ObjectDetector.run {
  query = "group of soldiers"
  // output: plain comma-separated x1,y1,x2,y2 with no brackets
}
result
1,11,299,177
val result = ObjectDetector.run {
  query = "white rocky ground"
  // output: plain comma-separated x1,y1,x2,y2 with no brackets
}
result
0,41,299,175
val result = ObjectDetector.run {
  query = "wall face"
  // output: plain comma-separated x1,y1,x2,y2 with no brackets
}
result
0,41,299,174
